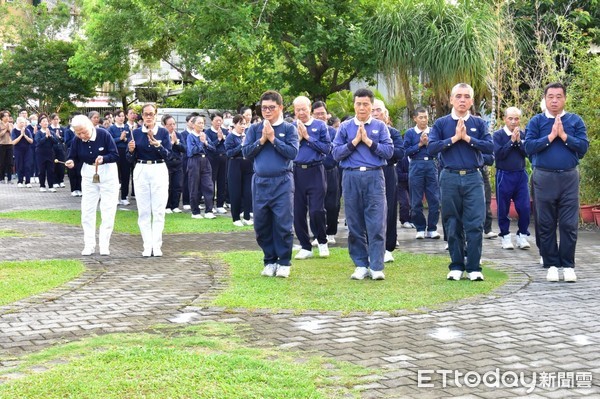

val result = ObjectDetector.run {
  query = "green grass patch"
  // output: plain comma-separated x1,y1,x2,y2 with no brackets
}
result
0,323,370,399
0,260,85,306
210,248,508,313
0,229,25,238
0,210,252,235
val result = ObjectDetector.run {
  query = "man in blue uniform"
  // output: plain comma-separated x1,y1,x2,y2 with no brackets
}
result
292,96,332,260
243,90,299,278
403,107,441,241
205,113,229,214
524,82,588,282
428,83,494,281
372,99,405,263
493,107,531,250
332,88,394,280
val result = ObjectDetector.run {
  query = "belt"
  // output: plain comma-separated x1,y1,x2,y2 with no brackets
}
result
347,166,382,172
413,157,435,161
137,159,165,164
535,167,575,173
230,156,244,160
295,161,322,169
444,168,480,175
193,154,206,158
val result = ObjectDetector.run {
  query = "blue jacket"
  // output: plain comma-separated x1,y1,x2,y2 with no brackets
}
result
242,120,299,177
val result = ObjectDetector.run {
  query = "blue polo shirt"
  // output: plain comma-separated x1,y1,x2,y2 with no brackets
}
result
205,127,228,156
109,124,132,149
493,127,527,171
388,126,405,165
187,132,215,158
524,111,588,170
126,125,172,162
293,118,331,164
428,112,493,170
11,128,34,151
242,118,299,177
404,126,434,161
332,116,393,168
67,127,119,165
225,132,244,158
323,126,338,170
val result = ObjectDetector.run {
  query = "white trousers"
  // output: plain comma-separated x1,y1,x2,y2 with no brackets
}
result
133,162,169,253
81,163,120,251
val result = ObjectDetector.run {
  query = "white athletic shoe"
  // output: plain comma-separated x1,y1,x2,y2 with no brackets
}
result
447,270,464,281
516,233,530,249
295,249,313,260
468,271,485,281
415,231,425,239
204,212,216,219
275,265,291,278
563,268,577,282
183,205,191,210
546,266,559,282
172,208,182,213
242,219,253,226
216,207,227,214
501,234,515,250
261,263,277,277
369,270,385,280
327,235,336,244
351,267,369,280
233,220,244,227
165,208,173,214
384,250,394,263
318,243,329,258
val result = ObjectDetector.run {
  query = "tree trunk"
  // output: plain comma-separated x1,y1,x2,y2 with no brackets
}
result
400,70,414,116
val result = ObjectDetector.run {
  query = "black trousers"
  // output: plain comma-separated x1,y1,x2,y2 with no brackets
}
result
294,164,327,250
0,144,13,181
117,147,131,200
209,154,228,207
227,158,253,221
167,163,184,210
384,164,398,252
188,156,213,215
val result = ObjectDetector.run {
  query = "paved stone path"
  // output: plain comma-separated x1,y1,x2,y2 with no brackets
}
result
0,182,599,398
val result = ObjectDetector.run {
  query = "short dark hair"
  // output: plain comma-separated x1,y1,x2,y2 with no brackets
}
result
311,101,327,112
210,112,223,120
544,82,566,97
104,111,113,118
412,106,428,118
88,111,100,119
114,109,125,118
162,114,174,125
186,112,200,122
0,110,10,119
141,104,156,113
18,108,27,114
353,88,374,103
260,90,283,106
239,106,251,115
328,116,340,126
232,114,245,125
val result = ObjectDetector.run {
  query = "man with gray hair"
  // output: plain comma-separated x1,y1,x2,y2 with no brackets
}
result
493,107,531,250
428,83,493,281
292,96,332,259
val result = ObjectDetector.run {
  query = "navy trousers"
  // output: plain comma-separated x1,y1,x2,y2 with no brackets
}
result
68,162,82,192
188,155,213,215
440,169,485,273
294,164,327,250
210,154,228,207
117,147,131,200
14,147,33,184
397,179,410,223
228,158,253,221
0,145,13,181
481,166,493,234
167,163,184,210
343,169,386,272
496,169,530,236
384,164,398,252
36,152,54,189
532,168,579,268
408,160,440,232
182,157,190,206
253,173,294,266
324,167,340,235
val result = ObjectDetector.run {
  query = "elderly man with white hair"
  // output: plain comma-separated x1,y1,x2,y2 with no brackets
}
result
292,95,332,260
493,106,531,250
65,115,120,256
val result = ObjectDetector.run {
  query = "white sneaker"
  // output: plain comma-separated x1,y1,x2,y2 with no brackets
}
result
71,191,79,197
233,220,244,227
53,184,60,189
402,222,415,229
199,204,205,210
26,183,32,188
59,182,65,188
484,231,499,239
444,243,449,250
216,207,227,214
427,231,440,239
468,271,485,281
563,268,577,282
295,249,313,260
327,235,336,244
370,270,385,280
81,247,94,256
292,244,302,251
204,212,216,219
415,231,425,239
172,207,182,213
40,187,47,192
153,249,163,257
242,219,253,226
191,214,203,219
183,205,191,210
501,234,515,250
516,233,530,249
447,270,464,281
318,243,329,258
540,256,544,266
261,263,278,277
165,208,173,214
99,248,110,256
48,188,57,192
275,265,291,278
351,267,369,280
546,266,559,282
76,191,83,197
311,238,318,247
120,199,130,206
384,250,394,263
17,183,23,188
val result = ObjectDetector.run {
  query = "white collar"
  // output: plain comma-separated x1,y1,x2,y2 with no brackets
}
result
300,117,314,126
50,124,61,129
210,127,219,133
451,109,471,121
115,123,125,128
544,110,566,119
415,126,430,134
503,126,513,136
141,125,159,134
271,115,284,127
84,128,97,142
353,116,373,125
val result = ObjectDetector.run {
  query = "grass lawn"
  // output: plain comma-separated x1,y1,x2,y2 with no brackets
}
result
0,210,252,235
0,260,85,306
209,248,508,313
0,229,25,238
0,323,371,399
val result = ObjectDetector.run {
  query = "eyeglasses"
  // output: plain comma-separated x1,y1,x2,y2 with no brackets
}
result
142,113,155,117
261,105,278,112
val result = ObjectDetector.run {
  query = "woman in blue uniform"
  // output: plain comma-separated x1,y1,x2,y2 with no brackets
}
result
34,115,57,192
65,115,120,256
109,110,132,205
225,115,253,226
187,116,216,219
126,104,172,257
11,117,34,187
49,113,67,188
